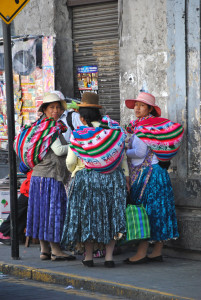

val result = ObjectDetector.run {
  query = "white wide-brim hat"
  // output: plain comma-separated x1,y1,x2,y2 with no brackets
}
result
125,92,161,117
38,92,67,112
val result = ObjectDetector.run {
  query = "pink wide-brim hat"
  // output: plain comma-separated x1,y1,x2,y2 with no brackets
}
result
125,92,161,117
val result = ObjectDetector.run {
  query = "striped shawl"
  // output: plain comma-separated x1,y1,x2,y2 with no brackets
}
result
70,115,127,174
14,117,67,169
126,116,184,161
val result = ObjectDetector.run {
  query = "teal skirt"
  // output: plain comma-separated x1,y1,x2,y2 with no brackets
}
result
61,168,127,249
130,164,179,242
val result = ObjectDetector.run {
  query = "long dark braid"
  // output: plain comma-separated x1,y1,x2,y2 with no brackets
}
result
79,107,102,127
85,117,93,128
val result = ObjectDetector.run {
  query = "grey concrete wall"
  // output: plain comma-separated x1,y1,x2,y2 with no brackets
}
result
54,1,74,97
166,0,201,252
119,0,168,127
13,0,55,36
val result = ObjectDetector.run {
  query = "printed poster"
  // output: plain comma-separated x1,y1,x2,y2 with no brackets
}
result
77,65,98,91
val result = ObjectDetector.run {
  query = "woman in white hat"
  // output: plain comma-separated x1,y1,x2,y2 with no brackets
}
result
26,92,75,261
124,92,184,264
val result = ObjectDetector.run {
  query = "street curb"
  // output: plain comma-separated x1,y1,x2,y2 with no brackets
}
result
0,262,194,300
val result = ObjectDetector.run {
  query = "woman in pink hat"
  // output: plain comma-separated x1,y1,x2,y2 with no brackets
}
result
124,92,184,264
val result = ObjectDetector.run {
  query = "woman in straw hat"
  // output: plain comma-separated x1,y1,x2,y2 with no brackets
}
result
124,92,184,264
25,92,75,261
61,92,129,268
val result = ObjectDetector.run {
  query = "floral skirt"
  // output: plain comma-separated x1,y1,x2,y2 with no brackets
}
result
26,176,67,243
129,164,179,242
61,168,127,250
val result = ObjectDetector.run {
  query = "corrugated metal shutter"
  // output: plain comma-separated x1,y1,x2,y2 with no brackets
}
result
72,1,120,121
68,0,115,6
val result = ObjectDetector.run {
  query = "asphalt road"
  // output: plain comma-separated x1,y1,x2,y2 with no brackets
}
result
0,275,127,300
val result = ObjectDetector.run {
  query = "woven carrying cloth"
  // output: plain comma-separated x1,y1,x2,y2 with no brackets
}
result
126,115,184,161
70,115,127,174
14,118,67,169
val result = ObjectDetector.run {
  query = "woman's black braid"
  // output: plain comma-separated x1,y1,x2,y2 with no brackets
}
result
85,118,94,127
79,107,102,128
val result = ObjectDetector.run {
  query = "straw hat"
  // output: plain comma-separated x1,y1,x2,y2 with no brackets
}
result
38,92,67,112
78,92,102,108
125,92,161,117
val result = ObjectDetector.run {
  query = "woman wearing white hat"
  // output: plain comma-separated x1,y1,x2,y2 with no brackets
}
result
25,92,75,261
124,92,184,264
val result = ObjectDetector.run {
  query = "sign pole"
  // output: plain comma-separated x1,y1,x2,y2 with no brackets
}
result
2,20,19,259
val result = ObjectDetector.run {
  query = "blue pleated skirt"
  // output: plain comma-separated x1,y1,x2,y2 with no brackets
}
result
130,164,179,242
26,176,67,243
61,168,127,249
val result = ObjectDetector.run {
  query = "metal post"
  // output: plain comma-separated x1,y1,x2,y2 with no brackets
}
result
2,20,19,259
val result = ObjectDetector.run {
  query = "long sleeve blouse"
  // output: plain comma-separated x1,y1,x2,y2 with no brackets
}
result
126,135,158,166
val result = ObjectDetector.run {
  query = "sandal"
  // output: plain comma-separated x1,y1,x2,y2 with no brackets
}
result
40,252,51,260
51,254,76,261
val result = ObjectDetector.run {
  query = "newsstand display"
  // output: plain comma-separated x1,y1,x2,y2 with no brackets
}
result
0,35,55,222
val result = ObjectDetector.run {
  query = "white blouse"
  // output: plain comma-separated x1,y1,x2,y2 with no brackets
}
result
126,135,158,166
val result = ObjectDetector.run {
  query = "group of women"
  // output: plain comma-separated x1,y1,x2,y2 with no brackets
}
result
18,90,183,267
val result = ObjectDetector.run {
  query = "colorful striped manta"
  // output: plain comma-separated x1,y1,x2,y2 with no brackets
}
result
126,115,184,161
70,115,127,174
14,118,67,169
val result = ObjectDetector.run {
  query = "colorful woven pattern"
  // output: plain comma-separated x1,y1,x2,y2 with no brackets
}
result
126,204,150,240
70,115,127,174
14,118,67,169
126,116,184,161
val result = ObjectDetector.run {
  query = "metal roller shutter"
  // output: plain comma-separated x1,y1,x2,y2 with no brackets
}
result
72,1,120,121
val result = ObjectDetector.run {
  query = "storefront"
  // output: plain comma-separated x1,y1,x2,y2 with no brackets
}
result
68,0,120,121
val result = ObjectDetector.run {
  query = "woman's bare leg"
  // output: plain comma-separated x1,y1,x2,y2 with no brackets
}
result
128,240,149,262
147,241,163,258
105,240,116,261
50,242,70,257
40,240,50,253
84,241,94,261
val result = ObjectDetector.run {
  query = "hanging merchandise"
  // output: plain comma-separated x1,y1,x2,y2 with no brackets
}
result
42,36,55,93
0,36,55,151
0,67,7,150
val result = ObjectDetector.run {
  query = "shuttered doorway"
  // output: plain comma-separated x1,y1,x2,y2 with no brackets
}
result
72,1,120,121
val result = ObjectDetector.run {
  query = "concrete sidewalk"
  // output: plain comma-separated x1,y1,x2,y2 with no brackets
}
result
0,243,200,300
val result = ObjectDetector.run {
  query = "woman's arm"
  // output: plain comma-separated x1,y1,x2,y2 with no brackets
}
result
121,152,130,191
50,136,68,156
126,135,147,159
66,146,78,173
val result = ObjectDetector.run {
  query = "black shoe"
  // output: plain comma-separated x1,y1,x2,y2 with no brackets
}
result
0,238,11,245
82,260,94,267
104,260,115,268
123,257,148,265
146,255,163,262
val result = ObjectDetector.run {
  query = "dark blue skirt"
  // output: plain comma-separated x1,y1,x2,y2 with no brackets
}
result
61,168,127,249
130,164,179,242
26,176,67,243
